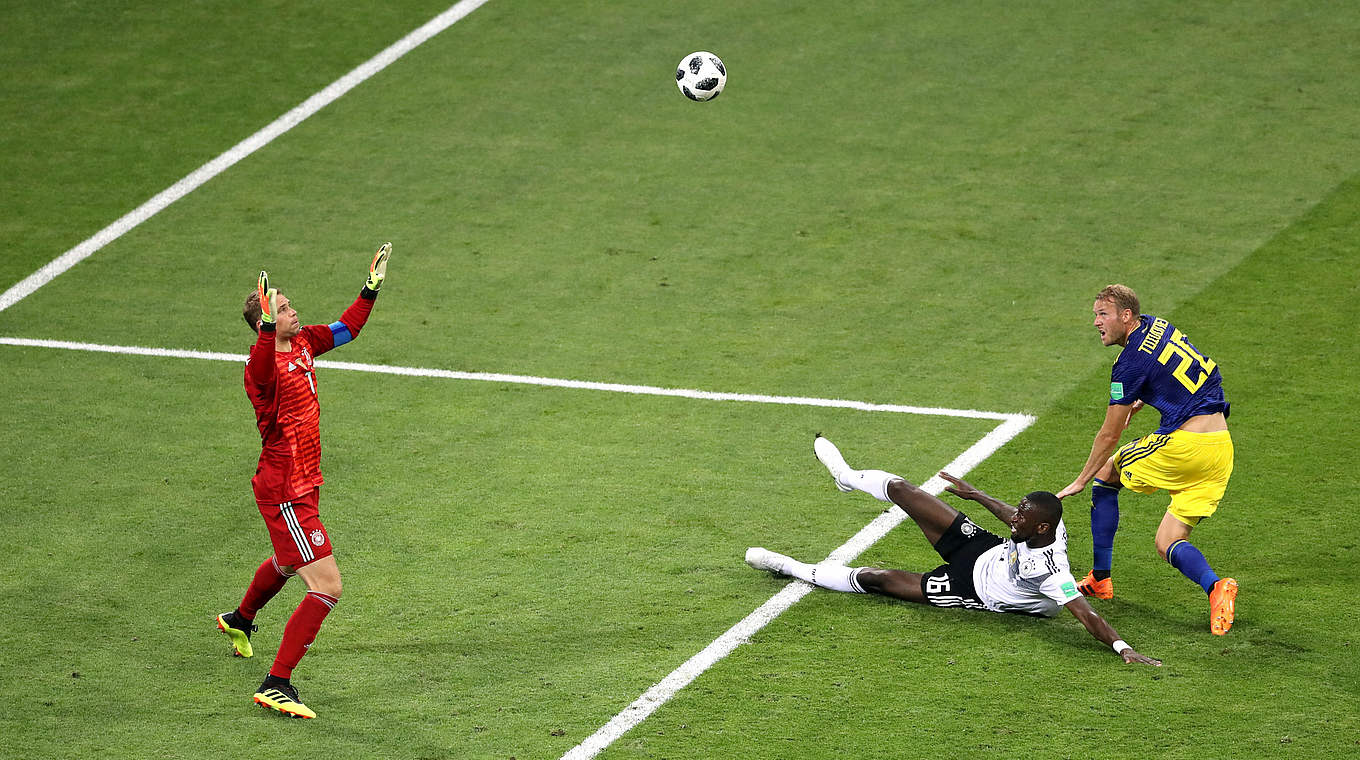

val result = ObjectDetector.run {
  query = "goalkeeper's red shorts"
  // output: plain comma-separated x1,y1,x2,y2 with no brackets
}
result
256,487,332,567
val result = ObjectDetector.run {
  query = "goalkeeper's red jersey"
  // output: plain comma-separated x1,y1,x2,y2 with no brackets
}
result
245,292,375,504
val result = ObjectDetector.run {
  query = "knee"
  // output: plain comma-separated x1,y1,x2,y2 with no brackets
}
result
324,577,344,599
855,567,922,602
885,478,914,503
1095,458,1120,487
856,567,888,586
1154,537,1173,561
311,572,343,599
854,567,890,593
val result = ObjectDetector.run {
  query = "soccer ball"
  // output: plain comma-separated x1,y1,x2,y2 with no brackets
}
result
676,52,726,101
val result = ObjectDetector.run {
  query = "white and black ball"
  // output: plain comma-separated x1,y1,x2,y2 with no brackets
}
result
676,52,726,102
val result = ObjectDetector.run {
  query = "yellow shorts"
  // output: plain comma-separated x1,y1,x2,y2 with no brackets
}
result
1114,429,1234,525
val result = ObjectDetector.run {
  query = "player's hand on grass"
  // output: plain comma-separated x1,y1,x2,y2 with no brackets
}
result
258,270,278,326
939,471,983,502
366,242,391,291
1121,648,1162,667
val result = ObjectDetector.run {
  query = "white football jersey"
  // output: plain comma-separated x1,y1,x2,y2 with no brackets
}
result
971,520,1081,617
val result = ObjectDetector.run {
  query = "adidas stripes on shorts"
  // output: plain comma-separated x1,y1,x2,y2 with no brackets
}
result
1115,429,1234,526
918,512,1001,612
256,487,332,567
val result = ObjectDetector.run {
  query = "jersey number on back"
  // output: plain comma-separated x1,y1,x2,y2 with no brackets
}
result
1157,329,1216,393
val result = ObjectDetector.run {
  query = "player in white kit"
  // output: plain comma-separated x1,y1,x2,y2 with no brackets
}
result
745,436,1160,665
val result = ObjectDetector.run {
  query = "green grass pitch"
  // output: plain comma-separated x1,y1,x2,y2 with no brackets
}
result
2,1,1358,758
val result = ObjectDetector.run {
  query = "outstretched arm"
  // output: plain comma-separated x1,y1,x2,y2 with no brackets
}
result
939,471,1016,525
246,271,278,386
314,243,391,355
1056,403,1136,499
1064,597,1161,666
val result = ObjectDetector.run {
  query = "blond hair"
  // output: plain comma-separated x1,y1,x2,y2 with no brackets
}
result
1096,284,1140,317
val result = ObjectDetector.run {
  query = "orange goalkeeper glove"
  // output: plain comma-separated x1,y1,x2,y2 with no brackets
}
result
257,270,278,327
366,242,391,291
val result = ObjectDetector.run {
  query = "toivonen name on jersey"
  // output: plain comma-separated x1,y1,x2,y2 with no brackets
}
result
1138,317,1170,354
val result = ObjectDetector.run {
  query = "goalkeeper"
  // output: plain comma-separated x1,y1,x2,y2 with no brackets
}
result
215,243,391,719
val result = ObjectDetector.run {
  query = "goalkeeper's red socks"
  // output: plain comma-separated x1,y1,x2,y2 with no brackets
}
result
269,591,338,679
239,556,292,621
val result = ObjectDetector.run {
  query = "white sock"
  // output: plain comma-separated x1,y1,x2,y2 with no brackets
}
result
845,469,899,503
783,559,867,593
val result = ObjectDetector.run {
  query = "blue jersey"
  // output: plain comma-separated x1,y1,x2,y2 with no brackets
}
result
1109,314,1228,435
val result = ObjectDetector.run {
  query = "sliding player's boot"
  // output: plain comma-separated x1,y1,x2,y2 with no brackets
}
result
813,435,854,492
745,547,791,575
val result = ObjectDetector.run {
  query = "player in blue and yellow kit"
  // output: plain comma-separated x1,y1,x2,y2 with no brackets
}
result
1056,285,1238,635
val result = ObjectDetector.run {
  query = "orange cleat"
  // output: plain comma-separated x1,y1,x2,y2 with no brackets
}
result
1210,578,1238,635
1076,571,1114,599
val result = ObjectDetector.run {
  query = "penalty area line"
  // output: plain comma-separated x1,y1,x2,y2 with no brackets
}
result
0,337,1034,422
0,334,1036,757
0,0,493,314
559,414,1034,760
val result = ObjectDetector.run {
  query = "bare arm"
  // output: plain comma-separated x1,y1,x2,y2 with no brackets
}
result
1064,597,1161,666
938,472,1016,525
1056,403,1136,499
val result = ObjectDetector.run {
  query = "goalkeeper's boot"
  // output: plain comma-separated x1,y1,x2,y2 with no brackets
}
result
813,435,854,492
216,611,257,658
1209,577,1238,635
745,547,790,576
253,676,316,719
1076,571,1114,600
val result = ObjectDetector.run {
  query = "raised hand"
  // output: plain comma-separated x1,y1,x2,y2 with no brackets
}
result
258,270,278,326
367,242,391,291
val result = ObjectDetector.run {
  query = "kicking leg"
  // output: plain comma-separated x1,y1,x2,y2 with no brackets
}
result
884,479,960,547
814,435,896,500
813,435,959,545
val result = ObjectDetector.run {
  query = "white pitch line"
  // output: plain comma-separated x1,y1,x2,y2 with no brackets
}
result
0,337,1031,422
0,0,492,314
560,414,1034,760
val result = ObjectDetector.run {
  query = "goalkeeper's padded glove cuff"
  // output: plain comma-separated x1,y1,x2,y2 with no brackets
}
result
360,285,380,300
260,321,277,333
